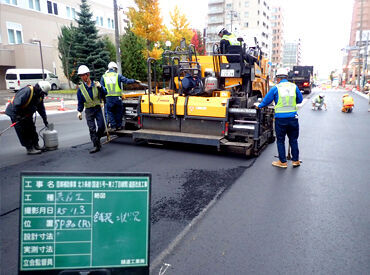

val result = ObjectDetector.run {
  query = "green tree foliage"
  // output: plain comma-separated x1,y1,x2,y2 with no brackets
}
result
57,24,77,88
71,0,110,83
120,26,147,81
102,35,116,61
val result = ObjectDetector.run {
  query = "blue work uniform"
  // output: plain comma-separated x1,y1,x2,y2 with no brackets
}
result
5,85,48,150
100,69,135,129
258,79,303,162
77,81,106,148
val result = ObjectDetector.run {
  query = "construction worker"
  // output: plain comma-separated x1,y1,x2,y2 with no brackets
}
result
76,65,106,154
341,94,354,113
257,67,303,168
311,93,327,110
100,62,140,130
217,26,239,55
5,81,50,155
217,26,257,64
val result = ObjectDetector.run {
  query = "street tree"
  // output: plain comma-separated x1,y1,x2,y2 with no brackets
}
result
127,0,163,58
102,35,116,62
57,24,77,88
120,26,147,81
191,29,206,55
164,6,193,49
72,0,110,83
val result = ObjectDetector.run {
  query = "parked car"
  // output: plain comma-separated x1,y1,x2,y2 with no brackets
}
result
5,68,60,92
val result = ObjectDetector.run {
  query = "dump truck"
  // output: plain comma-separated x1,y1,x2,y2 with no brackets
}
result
112,40,275,156
287,66,314,94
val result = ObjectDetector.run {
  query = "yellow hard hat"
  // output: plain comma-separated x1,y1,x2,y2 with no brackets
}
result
342,94,349,97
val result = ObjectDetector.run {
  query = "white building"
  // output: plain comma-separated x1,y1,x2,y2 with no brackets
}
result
0,0,129,89
206,0,272,57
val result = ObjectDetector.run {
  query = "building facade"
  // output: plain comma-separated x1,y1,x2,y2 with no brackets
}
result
206,0,272,58
345,0,370,85
270,5,283,69
0,0,126,89
281,39,301,69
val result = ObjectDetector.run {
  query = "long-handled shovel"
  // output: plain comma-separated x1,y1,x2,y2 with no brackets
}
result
0,121,17,136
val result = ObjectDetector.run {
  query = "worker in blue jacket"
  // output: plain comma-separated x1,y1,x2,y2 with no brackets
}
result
100,62,140,131
76,65,106,154
257,68,303,168
5,81,50,155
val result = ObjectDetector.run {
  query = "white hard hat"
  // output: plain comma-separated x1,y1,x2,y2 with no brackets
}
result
276,68,289,78
217,26,226,35
37,81,51,95
77,65,90,75
108,61,118,70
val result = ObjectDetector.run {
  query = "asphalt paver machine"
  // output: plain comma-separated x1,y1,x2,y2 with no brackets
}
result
115,39,275,156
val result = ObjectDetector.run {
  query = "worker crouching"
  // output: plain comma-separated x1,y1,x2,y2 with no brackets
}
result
341,94,354,113
5,81,50,155
76,65,106,153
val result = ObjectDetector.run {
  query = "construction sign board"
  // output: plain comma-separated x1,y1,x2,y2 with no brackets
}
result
19,172,151,274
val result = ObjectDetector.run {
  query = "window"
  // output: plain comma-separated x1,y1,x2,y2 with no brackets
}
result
47,1,58,15
66,6,70,17
72,8,76,19
6,74,17,80
28,0,40,11
53,3,58,15
244,11,248,17
6,22,23,44
107,18,111,28
244,1,249,7
5,0,17,5
20,73,46,80
226,3,232,9
100,17,103,26
244,22,248,27
47,1,52,13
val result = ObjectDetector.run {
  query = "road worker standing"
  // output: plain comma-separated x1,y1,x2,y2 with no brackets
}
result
76,65,106,154
257,68,303,168
100,62,140,131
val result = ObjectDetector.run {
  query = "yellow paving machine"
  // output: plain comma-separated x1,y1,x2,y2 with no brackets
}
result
115,39,275,156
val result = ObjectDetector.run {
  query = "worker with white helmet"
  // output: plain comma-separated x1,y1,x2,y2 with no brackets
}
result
76,65,106,154
257,67,303,168
311,93,327,110
100,61,141,131
5,81,51,154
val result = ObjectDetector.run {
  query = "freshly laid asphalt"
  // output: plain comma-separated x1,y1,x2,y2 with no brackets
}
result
152,90,370,274
1,89,369,275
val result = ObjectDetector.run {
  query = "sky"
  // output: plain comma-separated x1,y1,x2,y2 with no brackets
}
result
119,0,355,78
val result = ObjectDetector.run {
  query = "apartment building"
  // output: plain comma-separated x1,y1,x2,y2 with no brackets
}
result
281,39,301,69
270,5,283,69
0,0,127,89
344,0,370,84
206,0,272,58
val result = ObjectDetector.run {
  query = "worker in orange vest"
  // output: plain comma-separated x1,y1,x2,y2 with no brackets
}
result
342,94,354,113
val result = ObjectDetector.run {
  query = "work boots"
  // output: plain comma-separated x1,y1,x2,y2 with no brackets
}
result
272,160,288,168
89,141,101,154
27,148,42,155
292,161,301,167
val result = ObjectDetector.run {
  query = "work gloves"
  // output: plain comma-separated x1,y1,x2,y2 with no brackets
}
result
77,112,82,120
135,80,141,84
94,81,101,88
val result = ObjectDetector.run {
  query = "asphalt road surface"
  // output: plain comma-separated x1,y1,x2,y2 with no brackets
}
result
1,89,369,275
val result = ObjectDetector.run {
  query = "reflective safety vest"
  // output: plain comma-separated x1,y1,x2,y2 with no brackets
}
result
275,82,297,113
315,96,323,103
103,72,122,97
80,83,100,108
221,33,240,46
343,96,354,107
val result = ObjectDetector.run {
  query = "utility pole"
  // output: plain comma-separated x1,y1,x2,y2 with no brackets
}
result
362,32,369,90
357,0,363,89
228,10,237,32
113,0,122,75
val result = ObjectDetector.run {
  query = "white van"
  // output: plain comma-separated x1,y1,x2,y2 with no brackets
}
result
5,69,60,91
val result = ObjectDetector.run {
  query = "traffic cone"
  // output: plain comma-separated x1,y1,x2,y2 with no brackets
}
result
57,98,65,111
